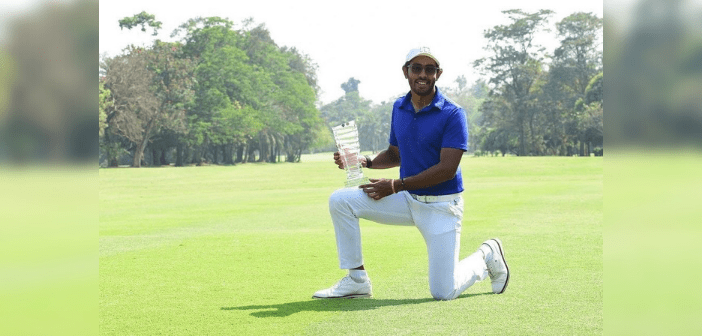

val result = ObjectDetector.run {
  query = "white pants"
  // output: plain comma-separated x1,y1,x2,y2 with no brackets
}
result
328,188,489,300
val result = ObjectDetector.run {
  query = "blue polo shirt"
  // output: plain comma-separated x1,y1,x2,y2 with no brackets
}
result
388,87,468,196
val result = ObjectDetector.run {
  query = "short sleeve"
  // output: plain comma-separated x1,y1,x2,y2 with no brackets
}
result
441,108,468,151
388,108,398,147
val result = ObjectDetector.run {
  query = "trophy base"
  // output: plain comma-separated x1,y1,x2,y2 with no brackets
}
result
345,176,369,188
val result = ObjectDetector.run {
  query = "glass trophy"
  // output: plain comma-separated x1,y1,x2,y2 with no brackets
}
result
331,120,369,187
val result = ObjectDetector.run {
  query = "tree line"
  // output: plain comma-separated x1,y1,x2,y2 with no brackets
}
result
100,14,324,167
318,10,602,157
99,10,603,168
473,10,603,156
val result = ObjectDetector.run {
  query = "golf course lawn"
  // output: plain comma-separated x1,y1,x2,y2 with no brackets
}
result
100,154,602,335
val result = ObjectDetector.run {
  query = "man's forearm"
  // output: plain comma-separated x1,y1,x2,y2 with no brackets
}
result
395,148,464,192
365,148,400,169
396,163,456,191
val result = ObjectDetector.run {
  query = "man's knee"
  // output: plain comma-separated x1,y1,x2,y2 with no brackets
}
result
431,288,458,301
328,189,347,210
430,281,458,301
328,188,360,212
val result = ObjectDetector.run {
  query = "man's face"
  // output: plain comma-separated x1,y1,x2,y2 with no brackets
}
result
403,55,442,97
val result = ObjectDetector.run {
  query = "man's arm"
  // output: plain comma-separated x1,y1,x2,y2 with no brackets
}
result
363,145,400,169
333,145,400,170
398,147,463,191
359,147,464,200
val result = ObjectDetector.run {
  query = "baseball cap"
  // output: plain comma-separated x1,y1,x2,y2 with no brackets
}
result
405,47,440,66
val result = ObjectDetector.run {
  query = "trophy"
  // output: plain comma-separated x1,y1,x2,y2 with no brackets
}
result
332,120,369,187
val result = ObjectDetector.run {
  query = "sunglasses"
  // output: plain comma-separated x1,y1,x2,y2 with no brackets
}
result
406,63,441,76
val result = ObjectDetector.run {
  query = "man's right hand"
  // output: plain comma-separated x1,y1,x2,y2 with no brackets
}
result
333,151,345,169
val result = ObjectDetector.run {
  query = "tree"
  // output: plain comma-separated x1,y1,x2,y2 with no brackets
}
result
585,72,603,105
118,11,163,36
99,80,111,138
104,15,323,165
553,12,603,96
282,46,320,98
544,13,603,155
476,94,519,156
103,47,161,167
174,17,322,164
143,41,195,166
341,77,361,94
360,101,392,153
455,75,467,91
474,9,553,156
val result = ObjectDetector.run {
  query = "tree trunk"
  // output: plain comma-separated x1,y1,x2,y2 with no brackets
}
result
176,142,184,166
587,141,592,156
212,145,219,164
258,131,269,162
132,148,143,168
160,149,168,165
152,148,160,167
518,117,526,156
247,140,257,162
224,143,234,165
269,133,277,163
131,119,154,168
579,141,585,157
235,144,244,163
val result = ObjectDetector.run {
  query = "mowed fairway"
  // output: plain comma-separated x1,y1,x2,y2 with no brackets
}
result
100,155,602,335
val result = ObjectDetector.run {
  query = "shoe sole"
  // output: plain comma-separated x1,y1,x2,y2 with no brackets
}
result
491,238,510,294
312,293,372,299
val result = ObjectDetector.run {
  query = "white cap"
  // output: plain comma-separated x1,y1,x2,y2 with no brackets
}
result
405,47,440,66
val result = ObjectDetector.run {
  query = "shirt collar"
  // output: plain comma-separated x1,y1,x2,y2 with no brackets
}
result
400,86,446,113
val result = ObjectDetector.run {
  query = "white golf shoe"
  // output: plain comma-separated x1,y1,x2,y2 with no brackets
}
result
312,275,372,299
481,238,510,294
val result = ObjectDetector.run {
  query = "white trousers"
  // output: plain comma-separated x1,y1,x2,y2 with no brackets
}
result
328,188,489,300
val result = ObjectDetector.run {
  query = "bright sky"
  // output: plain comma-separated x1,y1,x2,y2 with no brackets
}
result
98,0,602,106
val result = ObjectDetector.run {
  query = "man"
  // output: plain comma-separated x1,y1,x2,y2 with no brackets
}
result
313,47,510,300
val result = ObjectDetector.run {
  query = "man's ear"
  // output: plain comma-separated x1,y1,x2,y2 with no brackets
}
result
402,65,409,79
435,69,443,81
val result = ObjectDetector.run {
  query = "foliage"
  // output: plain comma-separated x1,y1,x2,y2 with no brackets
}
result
319,87,393,153
474,9,553,156
473,10,603,156
99,80,112,137
118,11,162,36
102,46,160,167
102,9,606,164
585,72,603,105
101,14,323,166
340,77,361,94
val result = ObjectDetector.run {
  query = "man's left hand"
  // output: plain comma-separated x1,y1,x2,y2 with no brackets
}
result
359,178,395,201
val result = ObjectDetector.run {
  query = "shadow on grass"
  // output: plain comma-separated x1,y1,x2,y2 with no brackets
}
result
222,292,492,318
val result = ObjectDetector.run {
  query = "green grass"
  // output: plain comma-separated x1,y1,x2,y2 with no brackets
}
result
100,155,602,335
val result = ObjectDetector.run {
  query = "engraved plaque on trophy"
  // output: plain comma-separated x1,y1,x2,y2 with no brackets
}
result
331,120,369,187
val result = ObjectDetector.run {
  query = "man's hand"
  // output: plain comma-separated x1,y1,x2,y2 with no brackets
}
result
333,151,345,169
334,151,367,170
359,178,396,201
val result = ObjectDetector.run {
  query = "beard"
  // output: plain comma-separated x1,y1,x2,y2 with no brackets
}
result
411,78,435,96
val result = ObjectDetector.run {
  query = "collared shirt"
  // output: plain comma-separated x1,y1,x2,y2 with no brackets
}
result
388,87,468,196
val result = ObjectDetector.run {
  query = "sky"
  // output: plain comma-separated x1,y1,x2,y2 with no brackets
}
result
96,0,603,106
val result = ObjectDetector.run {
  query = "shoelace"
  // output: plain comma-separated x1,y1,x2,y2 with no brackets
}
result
332,276,353,289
